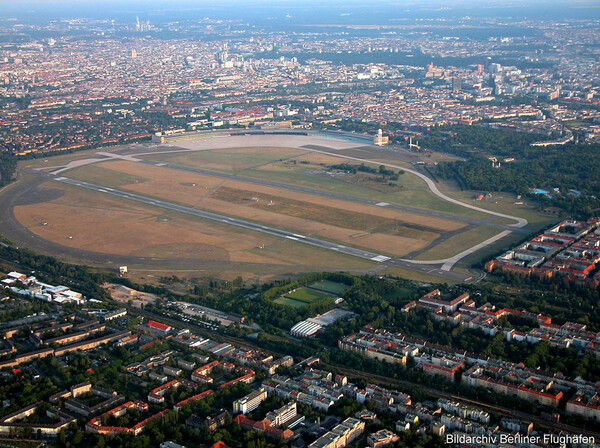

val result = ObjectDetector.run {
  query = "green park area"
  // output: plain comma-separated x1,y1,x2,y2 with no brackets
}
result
274,287,333,308
308,280,348,295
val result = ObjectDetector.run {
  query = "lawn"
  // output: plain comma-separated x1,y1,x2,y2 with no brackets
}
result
308,280,349,295
414,226,502,261
273,287,333,308
286,288,330,303
273,296,311,308
66,163,150,187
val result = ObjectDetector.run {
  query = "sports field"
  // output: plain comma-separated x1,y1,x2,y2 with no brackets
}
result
308,280,349,295
274,287,333,308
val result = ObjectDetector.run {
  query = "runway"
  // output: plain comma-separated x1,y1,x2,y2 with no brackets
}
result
54,176,392,264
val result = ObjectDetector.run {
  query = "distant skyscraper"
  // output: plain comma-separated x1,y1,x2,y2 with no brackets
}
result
452,77,462,92
489,63,502,74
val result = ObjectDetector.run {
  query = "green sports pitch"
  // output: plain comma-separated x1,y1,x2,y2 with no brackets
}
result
308,280,348,295
273,287,333,308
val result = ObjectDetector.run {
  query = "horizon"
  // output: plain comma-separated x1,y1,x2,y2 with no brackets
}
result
2,0,600,22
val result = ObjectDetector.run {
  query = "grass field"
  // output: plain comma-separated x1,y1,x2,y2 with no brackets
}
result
308,280,349,295
145,143,490,220
62,160,444,257
273,287,333,308
49,156,502,260
414,226,502,261
242,164,490,220
439,181,557,229
248,154,490,219
286,288,331,302
146,146,308,173
65,162,437,257
65,163,150,187
454,230,531,268
209,185,442,240
273,297,308,308
196,196,427,257
381,266,460,283
19,144,128,170
13,181,377,270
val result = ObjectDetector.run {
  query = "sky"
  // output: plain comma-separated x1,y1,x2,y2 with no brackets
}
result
1,0,598,23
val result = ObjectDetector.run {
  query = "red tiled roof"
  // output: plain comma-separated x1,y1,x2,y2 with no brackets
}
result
147,320,172,331
211,442,231,448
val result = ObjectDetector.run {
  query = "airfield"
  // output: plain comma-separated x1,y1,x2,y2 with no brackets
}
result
0,131,555,283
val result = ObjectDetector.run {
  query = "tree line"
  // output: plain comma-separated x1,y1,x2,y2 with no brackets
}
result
425,124,600,217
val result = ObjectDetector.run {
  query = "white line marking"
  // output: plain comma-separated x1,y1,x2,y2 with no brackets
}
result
371,255,391,262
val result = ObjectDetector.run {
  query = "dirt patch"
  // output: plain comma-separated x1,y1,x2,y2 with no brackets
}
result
105,283,159,308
